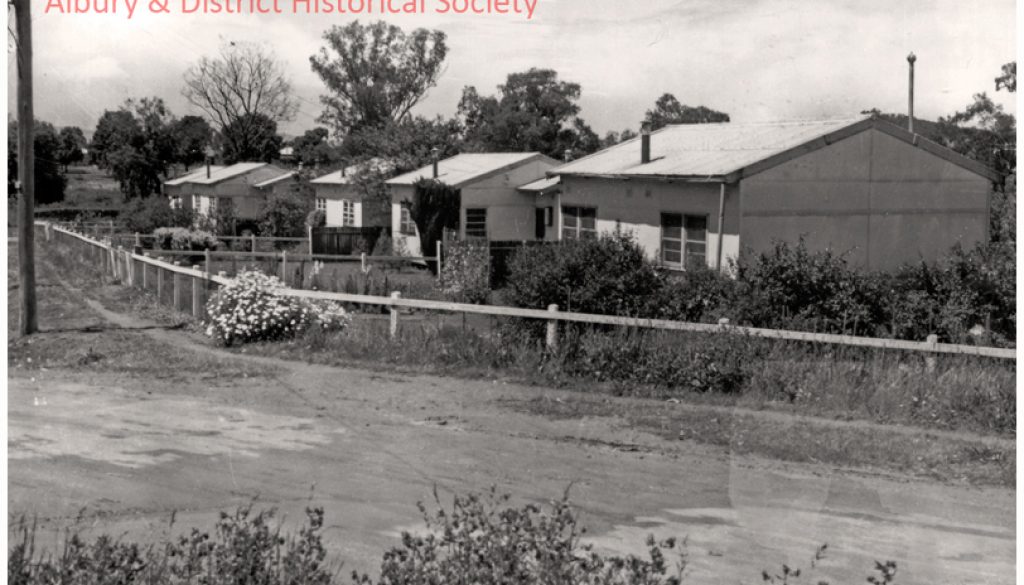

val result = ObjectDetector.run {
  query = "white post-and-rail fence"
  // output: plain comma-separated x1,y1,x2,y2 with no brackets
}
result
40,221,1016,362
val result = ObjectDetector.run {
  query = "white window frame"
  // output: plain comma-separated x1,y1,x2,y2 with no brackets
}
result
315,197,327,211
399,205,417,236
342,200,355,226
561,206,597,240
465,208,488,239
660,212,708,270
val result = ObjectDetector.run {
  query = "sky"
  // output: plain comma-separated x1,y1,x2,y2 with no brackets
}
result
5,0,1018,138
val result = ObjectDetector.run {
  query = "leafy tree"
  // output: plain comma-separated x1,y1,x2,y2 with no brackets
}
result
183,42,297,158
995,61,1016,93
89,110,138,167
642,94,730,130
170,115,213,170
221,113,283,164
342,115,461,172
56,126,86,171
601,128,639,148
409,178,460,257
458,68,601,159
99,97,177,199
8,119,68,204
120,195,193,233
310,21,448,135
291,127,336,166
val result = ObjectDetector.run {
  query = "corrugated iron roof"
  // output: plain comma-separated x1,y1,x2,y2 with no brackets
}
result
554,117,871,179
311,158,395,185
386,153,547,188
254,172,297,188
164,166,225,186
517,175,561,194
188,162,270,185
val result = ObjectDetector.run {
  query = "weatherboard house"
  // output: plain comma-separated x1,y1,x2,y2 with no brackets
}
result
310,158,394,229
547,115,999,272
162,162,296,223
385,152,561,254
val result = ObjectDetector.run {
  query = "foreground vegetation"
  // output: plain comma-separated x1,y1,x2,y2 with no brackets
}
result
9,491,894,585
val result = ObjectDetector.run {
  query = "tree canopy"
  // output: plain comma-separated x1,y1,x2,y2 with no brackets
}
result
642,94,730,130
56,126,87,171
291,127,337,167
91,97,177,199
221,113,283,164
311,21,448,136
183,42,296,159
170,115,214,170
8,119,68,204
457,68,601,160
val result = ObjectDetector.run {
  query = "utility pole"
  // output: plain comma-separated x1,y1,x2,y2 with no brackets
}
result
15,0,38,335
907,52,916,134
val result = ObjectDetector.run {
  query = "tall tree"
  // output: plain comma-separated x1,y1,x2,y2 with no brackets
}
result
310,21,448,135
221,113,282,163
8,119,67,204
642,93,730,130
183,42,296,158
96,97,177,199
170,115,213,170
995,61,1016,93
458,68,600,159
56,126,86,171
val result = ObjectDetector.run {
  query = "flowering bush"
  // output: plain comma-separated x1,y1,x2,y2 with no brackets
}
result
205,270,351,346
153,227,219,251
440,239,491,304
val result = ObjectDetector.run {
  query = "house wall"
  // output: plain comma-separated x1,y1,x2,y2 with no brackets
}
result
739,128,990,271
390,184,422,256
459,158,557,241
557,176,742,269
190,165,291,221
313,184,393,228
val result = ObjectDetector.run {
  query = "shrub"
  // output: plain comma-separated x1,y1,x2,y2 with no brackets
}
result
306,208,326,229
205,270,350,346
505,232,665,316
355,487,688,585
259,192,313,238
152,227,218,251
121,196,193,234
439,239,491,304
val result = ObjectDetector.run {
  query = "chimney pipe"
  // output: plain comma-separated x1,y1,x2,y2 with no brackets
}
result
907,52,916,134
431,147,440,178
641,123,652,164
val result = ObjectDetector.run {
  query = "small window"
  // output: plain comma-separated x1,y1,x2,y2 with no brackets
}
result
661,213,707,269
562,206,597,240
465,208,487,238
191,194,200,210
170,196,182,210
341,200,355,226
316,197,327,211
399,205,417,236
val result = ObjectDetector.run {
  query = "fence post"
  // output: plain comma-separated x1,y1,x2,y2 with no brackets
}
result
361,252,367,274
173,262,183,311
546,304,559,351
192,265,203,318
280,250,288,284
308,225,313,255
925,334,938,373
109,219,114,236
251,233,256,253
436,240,443,280
157,265,165,304
142,254,148,289
204,249,211,277
134,232,141,248
124,250,133,286
389,292,401,340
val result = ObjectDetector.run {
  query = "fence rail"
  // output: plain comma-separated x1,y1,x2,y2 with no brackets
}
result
40,221,1017,360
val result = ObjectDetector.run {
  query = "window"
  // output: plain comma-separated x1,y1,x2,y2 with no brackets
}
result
191,194,200,211
661,213,707,269
562,206,597,240
342,200,355,226
465,208,487,238
315,197,327,211
170,196,182,210
399,205,417,235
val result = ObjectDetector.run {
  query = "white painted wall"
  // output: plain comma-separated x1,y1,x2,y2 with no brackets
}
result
324,199,363,227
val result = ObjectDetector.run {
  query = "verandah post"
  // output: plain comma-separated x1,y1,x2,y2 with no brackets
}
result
546,304,559,351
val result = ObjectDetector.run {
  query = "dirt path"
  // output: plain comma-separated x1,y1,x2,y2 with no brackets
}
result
7,259,1016,585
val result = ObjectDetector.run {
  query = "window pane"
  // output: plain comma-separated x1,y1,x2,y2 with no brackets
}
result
580,211,596,230
563,207,578,228
465,208,487,238
663,226,682,240
686,242,707,255
663,240,682,253
664,250,682,264
661,213,683,229
685,215,707,243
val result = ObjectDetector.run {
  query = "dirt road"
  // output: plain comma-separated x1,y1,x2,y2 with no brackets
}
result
7,263,1015,584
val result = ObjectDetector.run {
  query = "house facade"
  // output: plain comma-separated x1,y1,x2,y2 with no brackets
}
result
550,116,998,272
163,165,224,211
385,153,560,254
310,159,393,229
162,162,295,227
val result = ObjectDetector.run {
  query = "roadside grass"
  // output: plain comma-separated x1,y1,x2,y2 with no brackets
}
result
8,241,275,382
51,165,122,209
